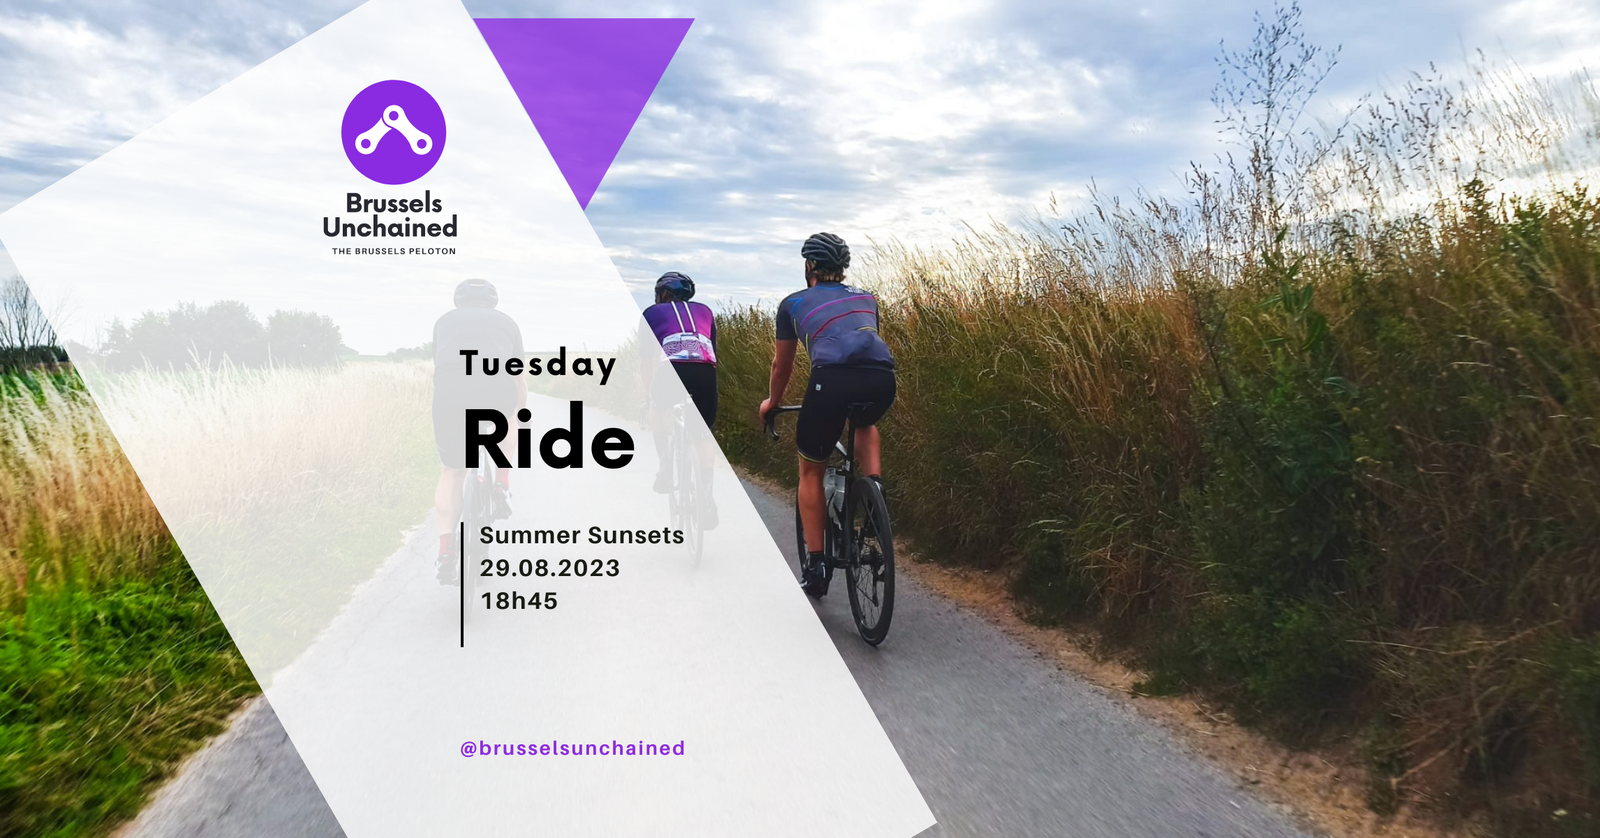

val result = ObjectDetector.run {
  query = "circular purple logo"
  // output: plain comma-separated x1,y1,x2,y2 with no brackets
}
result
341,80,446,184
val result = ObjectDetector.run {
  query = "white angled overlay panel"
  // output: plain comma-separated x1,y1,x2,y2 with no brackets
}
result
0,0,934,834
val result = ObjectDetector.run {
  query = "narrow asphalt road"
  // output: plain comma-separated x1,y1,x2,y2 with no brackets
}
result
119,478,1315,838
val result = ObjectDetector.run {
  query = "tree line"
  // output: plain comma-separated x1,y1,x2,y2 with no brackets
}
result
0,274,349,372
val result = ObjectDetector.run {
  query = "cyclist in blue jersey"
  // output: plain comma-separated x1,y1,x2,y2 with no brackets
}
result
641,271,719,527
759,233,895,597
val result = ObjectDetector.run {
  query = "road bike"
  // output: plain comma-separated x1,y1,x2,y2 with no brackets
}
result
457,452,509,624
765,404,895,646
665,399,708,562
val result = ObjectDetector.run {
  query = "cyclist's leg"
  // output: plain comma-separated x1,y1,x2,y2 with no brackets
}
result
853,426,881,476
795,366,851,554
676,363,720,520
435,467,466,552
432,405,468,556
797,457,827,553
648,364,678,492
851,369,896,477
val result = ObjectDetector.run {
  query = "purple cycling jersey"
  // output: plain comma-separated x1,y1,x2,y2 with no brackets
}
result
643,301,717,365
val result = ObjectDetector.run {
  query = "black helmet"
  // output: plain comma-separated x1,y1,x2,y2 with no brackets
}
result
454,278,498,308
654,271,695,301
801,232,850,270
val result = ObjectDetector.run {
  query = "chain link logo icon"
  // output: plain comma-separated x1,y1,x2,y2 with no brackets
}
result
341,80,446,184
354,104,433,156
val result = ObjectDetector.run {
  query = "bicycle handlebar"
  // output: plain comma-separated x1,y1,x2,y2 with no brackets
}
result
763,405,803,440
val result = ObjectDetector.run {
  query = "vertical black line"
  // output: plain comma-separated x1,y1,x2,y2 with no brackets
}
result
459,520,465,648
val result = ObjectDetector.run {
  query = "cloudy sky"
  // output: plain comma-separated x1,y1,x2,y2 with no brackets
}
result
2,0,1597,310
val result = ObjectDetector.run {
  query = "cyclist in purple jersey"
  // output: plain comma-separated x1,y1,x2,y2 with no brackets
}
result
760,233,896,597
640,272,719,528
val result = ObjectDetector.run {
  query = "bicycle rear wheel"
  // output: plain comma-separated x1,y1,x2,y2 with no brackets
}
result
461,472,485,620
677,426,704,562
844,477,894,645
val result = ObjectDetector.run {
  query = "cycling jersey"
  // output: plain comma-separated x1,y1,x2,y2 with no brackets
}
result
643,301,717,365
775,283,894,370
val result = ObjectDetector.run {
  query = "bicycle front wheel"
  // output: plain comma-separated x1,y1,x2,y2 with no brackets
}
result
844,477,894,646
460,475,481,620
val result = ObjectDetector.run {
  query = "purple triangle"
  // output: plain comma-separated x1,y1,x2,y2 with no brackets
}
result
476,18,692,209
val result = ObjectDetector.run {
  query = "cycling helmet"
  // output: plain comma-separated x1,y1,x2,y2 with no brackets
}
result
655,271,695,301
454,278,498,308
800,232,850,270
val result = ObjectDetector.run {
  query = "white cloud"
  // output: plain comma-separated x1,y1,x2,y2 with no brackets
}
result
0,15,250,161
4,0,1600,308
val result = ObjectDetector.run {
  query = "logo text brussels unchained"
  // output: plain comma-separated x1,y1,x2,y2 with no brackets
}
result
329,81,457,239
323,191,458,238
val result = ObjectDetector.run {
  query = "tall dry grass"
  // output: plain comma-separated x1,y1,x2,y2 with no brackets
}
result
0,373,167,610
2,362,435,612
715,17,1600,833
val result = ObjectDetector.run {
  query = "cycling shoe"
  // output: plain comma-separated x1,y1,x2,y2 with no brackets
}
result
436,552,459,586
800,555,830,598
490,482,513,520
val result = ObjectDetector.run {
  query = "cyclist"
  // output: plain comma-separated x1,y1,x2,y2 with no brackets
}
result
432,278,525,585
759,233,895,597
640,271,719,528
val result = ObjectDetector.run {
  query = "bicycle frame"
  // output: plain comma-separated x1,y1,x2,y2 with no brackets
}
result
766,405,861,568
767,402,896,645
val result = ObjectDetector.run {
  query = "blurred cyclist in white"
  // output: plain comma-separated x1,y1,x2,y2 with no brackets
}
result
432,279,525,584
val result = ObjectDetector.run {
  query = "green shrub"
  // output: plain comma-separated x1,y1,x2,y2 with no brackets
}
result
0,555,254,838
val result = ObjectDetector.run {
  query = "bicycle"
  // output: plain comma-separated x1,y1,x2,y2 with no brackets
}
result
665,399,707,562
456,451,509,627
765,404,895,646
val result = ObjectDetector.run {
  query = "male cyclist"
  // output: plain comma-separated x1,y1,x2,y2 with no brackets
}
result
432,278,525,585
640,271,719,528
759,233,895,597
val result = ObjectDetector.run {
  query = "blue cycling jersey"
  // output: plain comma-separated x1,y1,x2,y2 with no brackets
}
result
775,283,895,371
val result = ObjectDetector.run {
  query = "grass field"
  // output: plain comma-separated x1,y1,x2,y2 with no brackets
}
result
712,52,1600,836
0,363,434,838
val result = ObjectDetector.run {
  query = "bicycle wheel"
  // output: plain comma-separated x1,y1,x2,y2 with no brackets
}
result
844,477,894,646
793,499,806,579
678,426,704,561
460,472,483,620
665,419,684,527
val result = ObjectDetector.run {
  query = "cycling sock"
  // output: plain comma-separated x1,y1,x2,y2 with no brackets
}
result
496,469,511,490
438,534,451,557
806,550,825,570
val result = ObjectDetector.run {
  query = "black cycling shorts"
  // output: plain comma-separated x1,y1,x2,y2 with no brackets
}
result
796,365,896,463
652,361,718,429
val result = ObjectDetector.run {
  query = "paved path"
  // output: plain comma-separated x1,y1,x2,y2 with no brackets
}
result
119,478,1316,838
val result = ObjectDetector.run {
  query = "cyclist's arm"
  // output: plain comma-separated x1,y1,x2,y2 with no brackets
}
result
765,339,798,411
